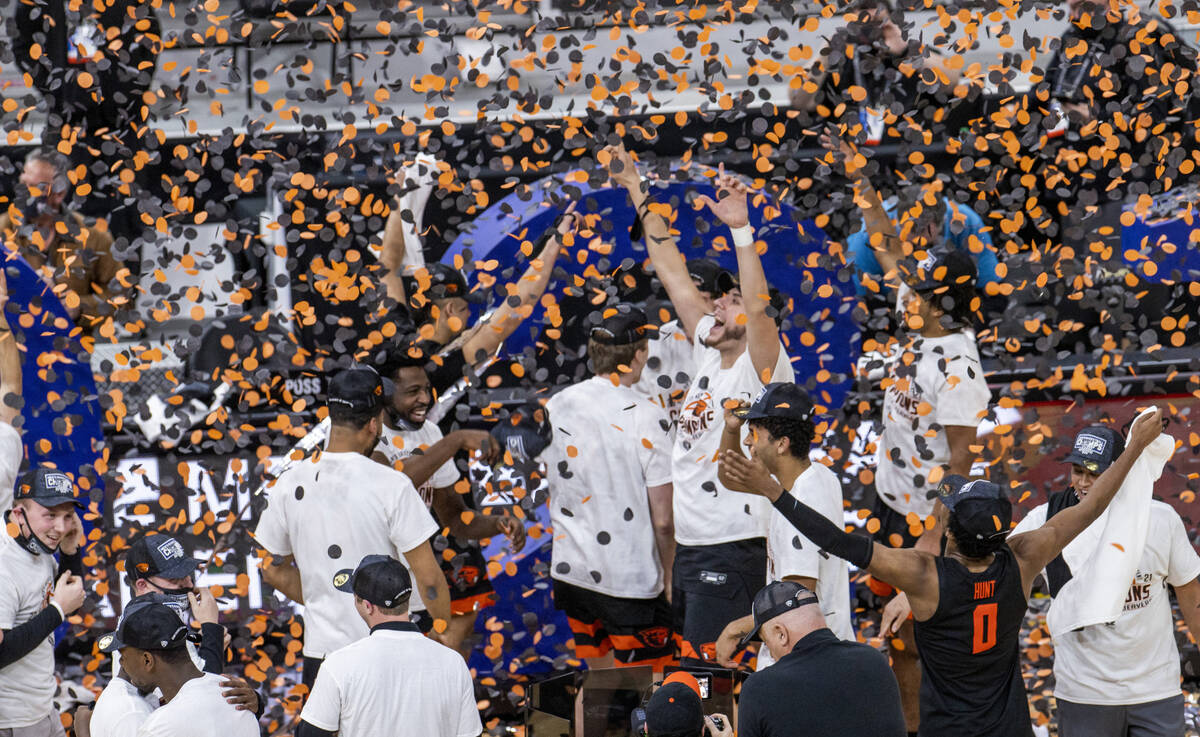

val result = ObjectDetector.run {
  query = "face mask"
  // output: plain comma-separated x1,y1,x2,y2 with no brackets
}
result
146,582,192,622
5,509,57,555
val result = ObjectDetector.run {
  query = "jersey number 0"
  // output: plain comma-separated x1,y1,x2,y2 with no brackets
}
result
971,602,998,654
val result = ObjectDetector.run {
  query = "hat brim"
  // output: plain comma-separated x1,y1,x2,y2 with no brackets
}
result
153,557,202,581
97,631,124,654
1063,453,1105,473
736,625,761,652
332,568,355,593
27,495,86,510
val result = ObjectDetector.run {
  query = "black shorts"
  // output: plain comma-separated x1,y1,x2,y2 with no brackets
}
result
671,538,766,666
870,495,925,549
552,580,675,668
431,533,496,615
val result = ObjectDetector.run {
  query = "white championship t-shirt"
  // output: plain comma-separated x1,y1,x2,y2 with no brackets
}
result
0,534,58,728
633,319,694,424
136,673,258,737
377,423,460,506
1012,499,1200,705
876,289,990,520
543,377,673,598
0,422,23,514
672,315,794,546
253,451,440,658
768,462,854,642
89,677,158,737
300,623,482,737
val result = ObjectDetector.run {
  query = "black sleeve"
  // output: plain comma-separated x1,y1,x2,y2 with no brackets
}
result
295,720,337,737
253,688,267,719
197,622,228,674
60,549,85,577
0,606,63,668
771,494,875,570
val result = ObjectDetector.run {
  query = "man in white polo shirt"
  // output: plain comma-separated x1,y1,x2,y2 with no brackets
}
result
254,367,450,688
603,144,793,665
296,555,482,737
714,383,853,668
98,602,258,737
543,303,675,669
1010,424,1200,737
0,469,88,737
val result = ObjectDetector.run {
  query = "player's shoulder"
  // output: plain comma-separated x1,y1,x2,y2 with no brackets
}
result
1148,499,1185,525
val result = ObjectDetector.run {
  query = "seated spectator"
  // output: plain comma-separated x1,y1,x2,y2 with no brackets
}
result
632,672,731,737
0,148,120,331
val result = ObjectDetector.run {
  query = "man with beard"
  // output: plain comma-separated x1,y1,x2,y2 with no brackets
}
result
602,144,793,667
372,347,526,657
0,149,120,331
1010,425,1200,737
254,367,450,687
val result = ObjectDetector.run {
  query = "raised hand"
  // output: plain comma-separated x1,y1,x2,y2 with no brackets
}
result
719,450,785,501
599,143,641,191
51,571,86,615
554,201,582,238
1127,407,1164,452
722,398,749,435
188,587,221,625
693,165,750,229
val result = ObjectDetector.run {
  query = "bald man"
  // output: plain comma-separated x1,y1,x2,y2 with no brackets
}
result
735,582,905,737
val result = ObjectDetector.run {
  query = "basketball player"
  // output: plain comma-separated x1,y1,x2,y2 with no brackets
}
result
720,408,1164,736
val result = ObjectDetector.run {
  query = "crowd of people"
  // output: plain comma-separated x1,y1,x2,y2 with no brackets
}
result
1,0,1198,735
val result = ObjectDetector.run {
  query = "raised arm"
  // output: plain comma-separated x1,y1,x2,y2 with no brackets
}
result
716,400,749,491
820,131,904,283
458,206,575,366
695,170,780,378
719,450,941,618
1008,409,1164,592
380,204,410,305
0,268,22,425
600,143,710,340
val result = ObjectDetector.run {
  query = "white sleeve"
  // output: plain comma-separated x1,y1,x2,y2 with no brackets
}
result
691,315,716,364
299,663,342,732
251,489,292,557
455,661,484,737
0,578,19,628
429,458,461,490
1165,509,1200,587
934,357,990,428
0,422,21,514
637,405,673,488
389,476,440,554
106,710,152,737
1010,504,1048,538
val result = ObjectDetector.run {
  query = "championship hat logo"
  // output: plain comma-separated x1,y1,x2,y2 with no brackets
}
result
97,634,113,650
1074,433,1107,457
155,537,185,561
45,473,73,495
333,572,350,588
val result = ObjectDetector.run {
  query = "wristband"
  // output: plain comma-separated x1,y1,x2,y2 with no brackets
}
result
49,601,66,621
730,225,754,248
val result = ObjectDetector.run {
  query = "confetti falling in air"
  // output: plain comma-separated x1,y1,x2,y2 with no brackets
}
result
3,0,1200,731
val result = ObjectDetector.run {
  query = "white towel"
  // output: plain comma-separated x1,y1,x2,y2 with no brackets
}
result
1046,416,1175,638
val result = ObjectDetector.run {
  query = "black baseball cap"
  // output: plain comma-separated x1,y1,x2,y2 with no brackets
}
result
403,262,471,302
909,248,977,295
687,259,733,295
125,534,201,581
98,601,191,653
936,475,1012,541
490,402,552,461
643,681,705,737
333,554,413,609
734,382,814,422
590,303,658,346
737,580,821,650
15,468,85,509
1063,426,1125,474
327,367,395,414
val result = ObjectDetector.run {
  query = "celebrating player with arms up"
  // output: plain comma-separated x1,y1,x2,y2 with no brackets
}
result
721,408,1165,736
601,143,792,666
